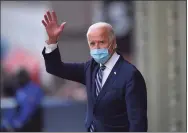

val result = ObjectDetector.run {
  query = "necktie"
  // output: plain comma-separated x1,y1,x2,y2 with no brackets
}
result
95,65,106,96
90,65,106,132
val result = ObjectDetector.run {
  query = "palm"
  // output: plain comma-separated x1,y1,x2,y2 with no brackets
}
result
46,22,62,38
42,11,66,41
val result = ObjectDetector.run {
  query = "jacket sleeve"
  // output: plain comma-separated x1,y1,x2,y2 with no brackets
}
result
42,47,88,85
125,70,148,132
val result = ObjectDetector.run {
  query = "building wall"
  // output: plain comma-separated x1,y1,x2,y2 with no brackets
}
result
133,1,186,132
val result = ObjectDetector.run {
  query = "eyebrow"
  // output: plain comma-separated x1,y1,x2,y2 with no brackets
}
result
89,40,106,44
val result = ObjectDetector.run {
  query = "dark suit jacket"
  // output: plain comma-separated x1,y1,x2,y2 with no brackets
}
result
42,47,147,132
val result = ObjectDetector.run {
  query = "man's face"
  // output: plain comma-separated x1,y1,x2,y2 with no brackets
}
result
87,27,115,54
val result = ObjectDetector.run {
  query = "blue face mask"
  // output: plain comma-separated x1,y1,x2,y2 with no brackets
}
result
90,44,112,64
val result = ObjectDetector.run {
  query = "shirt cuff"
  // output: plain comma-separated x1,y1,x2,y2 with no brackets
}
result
45,42,58,54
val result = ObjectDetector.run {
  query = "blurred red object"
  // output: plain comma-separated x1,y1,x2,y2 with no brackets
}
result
2,48,40,84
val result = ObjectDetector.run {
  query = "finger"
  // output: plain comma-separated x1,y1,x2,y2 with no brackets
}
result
44,15,49,24
60,22,66,30
47,11,52,21
52,11,57,22
42,20,47,27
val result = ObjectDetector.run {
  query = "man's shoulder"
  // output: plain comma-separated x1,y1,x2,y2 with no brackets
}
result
84,58,97,68
116,53,137,72
121,58,137,71
120,57,144,79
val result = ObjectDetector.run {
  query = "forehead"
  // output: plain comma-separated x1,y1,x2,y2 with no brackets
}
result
87,27,109,41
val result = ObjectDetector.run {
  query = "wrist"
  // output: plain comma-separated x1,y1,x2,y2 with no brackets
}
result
46,38,58,45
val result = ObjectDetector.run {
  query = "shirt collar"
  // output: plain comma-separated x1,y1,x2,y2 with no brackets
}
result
100,52,120,70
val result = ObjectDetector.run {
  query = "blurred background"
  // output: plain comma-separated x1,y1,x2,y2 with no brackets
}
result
0,1,186,132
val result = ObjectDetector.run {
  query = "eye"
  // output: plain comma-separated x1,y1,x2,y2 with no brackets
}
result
90,42,95,46
99,41,104,44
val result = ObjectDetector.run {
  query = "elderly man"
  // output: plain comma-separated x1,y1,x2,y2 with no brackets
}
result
42,11,147,132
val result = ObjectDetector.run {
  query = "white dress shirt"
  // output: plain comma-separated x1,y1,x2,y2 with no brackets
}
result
45,43,120,87
100,52,120,87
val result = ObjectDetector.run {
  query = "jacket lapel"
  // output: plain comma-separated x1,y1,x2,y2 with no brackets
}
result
91,62,100,103
94,56,124,108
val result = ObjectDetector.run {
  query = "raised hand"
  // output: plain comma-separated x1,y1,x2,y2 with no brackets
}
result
42,11,66,44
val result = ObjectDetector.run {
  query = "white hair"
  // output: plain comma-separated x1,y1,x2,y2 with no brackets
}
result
86,22,115,43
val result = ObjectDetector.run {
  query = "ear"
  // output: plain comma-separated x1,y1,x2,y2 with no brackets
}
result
112,39,117,49
115,43,117,49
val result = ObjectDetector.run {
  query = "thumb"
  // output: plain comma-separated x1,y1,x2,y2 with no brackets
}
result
60,22,66,30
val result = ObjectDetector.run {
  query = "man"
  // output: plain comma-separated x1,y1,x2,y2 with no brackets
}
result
42,11,147,132
1,69,44,132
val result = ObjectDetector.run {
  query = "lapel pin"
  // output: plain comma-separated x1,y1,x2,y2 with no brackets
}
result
114,72,116,75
